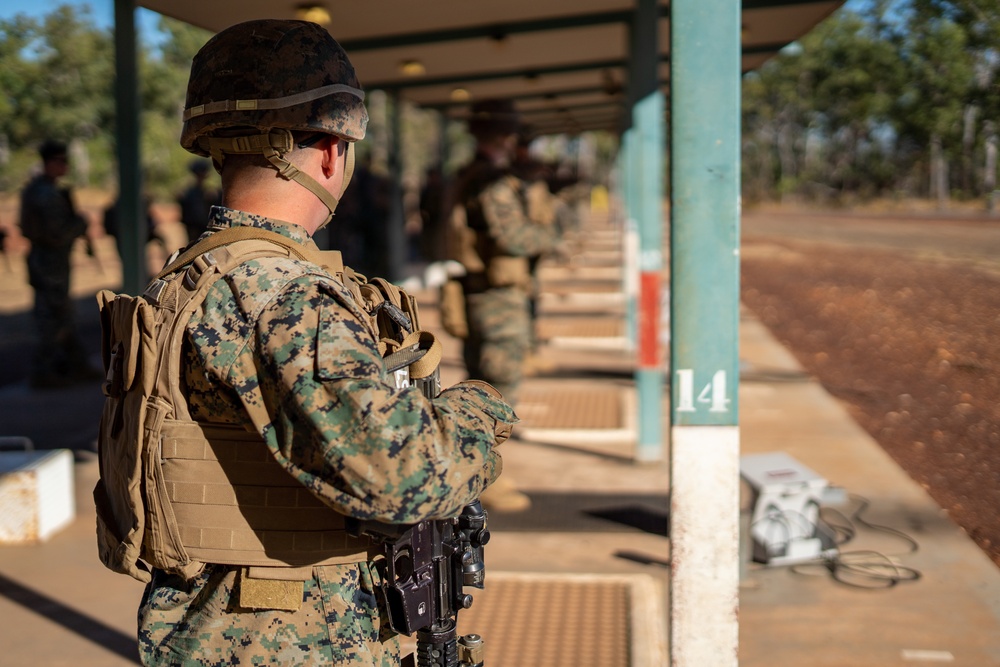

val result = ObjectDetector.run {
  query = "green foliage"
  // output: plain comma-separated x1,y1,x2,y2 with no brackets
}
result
0,7,212,199
0,5,612,208
742,0,1000,205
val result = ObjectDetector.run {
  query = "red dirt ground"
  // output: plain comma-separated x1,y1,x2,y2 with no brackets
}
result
741,212,1000,568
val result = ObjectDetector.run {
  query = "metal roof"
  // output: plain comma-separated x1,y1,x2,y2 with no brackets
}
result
137,0,842,135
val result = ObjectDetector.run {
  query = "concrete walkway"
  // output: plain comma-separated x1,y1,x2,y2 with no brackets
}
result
0,212,998,666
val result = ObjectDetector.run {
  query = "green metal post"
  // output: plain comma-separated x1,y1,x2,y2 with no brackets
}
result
631,0,664,463
387,89,406,282
114,0,142,294
669,0,741,663
437,111,450,172
621,127,638,352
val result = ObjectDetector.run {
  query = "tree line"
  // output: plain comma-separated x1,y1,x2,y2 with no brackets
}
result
0,5,475,204
743,0,1000,207
0,5,212,199
6,2,991,209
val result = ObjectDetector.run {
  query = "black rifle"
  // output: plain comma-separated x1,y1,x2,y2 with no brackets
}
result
347,502,490,667
373,324,487,664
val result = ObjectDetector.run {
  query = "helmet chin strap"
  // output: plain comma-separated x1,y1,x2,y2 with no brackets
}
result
204,130,356,229
317,142,355,230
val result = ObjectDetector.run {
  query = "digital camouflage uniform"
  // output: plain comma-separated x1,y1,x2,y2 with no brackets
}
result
118,19,516,667
454,153,560,402
138,207,513,666
19,172,90,383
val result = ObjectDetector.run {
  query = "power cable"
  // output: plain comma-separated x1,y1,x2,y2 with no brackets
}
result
789,493,922,589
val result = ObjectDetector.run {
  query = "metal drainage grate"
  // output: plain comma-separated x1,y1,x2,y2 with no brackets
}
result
517,386,623,430
456,574,632,667
538,317,624,341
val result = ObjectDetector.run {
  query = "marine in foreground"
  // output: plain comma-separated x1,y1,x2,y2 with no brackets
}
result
93,19,515,666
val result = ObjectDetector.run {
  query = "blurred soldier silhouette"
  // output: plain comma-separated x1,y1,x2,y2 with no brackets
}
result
19,139,100,388
177,158,220,243
448,100,561,511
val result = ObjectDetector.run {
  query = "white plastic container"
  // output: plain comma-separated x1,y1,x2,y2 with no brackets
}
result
741,452,835,566
0,449,76,544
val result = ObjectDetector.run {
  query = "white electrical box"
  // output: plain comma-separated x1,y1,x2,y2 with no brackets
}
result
0,449,76,544
741,452,837,566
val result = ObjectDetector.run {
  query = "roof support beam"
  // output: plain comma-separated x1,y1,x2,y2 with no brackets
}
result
342,1,834,52
371,41,787,97
341,8,659,52
428,84,634,111
366,58,635,91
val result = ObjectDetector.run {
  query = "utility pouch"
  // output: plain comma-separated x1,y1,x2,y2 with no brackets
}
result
439,279,468,339
94,290,158,583
486,255,530,289
525,180,556,226
447,205,486,273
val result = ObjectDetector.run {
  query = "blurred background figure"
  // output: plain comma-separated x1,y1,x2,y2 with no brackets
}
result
18,139,101,389
448,100,562,512
418,163,447,265
102,191,160,263
0,219,10,272
176,158,220,244
511,131,566,376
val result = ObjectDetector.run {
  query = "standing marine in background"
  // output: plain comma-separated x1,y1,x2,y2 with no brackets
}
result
94,20,515,667
510,131,568,376
446,100,561,512
176,158,221,244
448,100,560,403
19,139,99,388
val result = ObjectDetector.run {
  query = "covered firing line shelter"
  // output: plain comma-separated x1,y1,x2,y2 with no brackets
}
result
110,1,842,664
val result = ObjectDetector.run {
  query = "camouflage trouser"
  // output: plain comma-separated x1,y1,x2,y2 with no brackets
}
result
463,286,530,403
138,563,401,666
27,249,87,378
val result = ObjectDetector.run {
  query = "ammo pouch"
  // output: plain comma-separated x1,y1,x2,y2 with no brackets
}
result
94,226,438,584
448,202,529,290
486,255,530,289
439,279,468,339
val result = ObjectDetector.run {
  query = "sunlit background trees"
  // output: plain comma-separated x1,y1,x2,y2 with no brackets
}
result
3,1,1000,208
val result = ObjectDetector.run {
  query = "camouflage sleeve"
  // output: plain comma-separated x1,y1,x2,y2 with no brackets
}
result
481,177,560,256
233,275,515,524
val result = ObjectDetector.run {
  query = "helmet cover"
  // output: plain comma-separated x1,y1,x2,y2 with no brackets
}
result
181,19,368,154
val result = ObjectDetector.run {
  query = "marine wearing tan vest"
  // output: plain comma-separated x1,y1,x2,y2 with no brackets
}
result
96,226,440,585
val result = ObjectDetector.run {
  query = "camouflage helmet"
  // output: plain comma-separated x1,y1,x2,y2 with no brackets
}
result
180,19,368,154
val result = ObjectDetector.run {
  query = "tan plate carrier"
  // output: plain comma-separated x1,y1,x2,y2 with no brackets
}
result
94,226,439,588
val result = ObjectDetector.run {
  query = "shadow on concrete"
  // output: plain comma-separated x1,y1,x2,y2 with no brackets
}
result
0,293,103,388
0,292,105,452
0,571,139,664
512,436,637,465
487,491,669,536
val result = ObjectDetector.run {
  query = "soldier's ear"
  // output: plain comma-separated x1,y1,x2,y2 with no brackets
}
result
320,137,344,179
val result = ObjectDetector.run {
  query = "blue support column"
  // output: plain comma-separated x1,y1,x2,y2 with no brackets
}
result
669,0,741,663
114,0,142,294
630,0,665,463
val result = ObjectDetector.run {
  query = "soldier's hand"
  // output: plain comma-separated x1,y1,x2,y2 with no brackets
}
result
443,379,518,445
484,448,503,487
